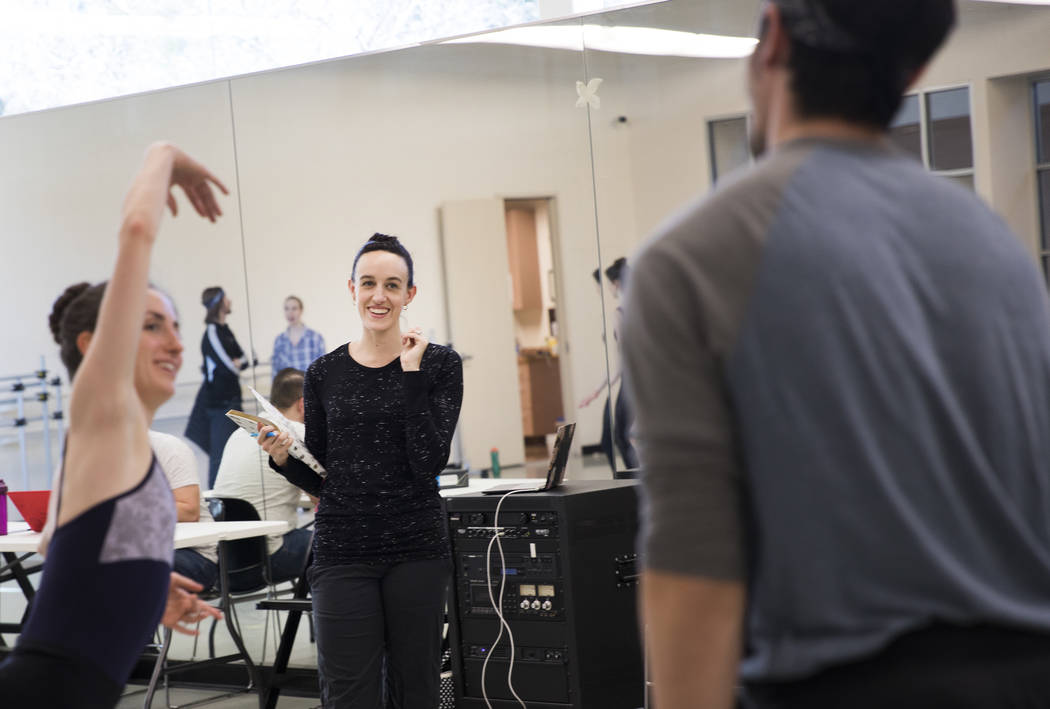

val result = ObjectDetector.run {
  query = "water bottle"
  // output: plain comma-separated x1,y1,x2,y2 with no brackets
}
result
490,448,502,479
0,478,7,536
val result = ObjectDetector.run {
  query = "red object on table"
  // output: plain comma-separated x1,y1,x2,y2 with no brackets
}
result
9,490,50,532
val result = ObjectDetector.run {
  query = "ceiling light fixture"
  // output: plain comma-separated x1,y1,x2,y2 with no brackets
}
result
445,24,758,59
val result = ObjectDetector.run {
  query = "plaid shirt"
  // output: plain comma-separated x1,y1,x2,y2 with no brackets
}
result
271,327,326,376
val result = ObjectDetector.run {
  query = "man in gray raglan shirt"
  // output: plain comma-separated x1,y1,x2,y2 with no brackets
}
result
622,2,1050,708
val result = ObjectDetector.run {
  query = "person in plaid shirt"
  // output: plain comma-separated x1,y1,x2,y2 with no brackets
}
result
271,295,326,377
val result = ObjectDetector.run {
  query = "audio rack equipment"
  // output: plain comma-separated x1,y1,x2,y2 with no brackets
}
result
446,480,642,708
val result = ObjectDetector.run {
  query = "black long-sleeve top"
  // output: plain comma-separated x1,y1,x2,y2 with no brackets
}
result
200,323,245,405
272,342,463,567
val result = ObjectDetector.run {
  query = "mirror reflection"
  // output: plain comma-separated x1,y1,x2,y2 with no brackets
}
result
228,24,610,479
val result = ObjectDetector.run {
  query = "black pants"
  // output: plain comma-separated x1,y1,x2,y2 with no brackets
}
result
742,623,1050,709
601,390,638,472
308,558,451,708
0,646,123,708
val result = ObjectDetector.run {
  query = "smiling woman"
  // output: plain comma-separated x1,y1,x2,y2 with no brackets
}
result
257,232,464,707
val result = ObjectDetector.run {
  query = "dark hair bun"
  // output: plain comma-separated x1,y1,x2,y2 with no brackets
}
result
49,282,91,344
369,232,400,245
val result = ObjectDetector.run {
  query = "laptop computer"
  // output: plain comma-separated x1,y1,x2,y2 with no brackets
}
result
482,422,576,494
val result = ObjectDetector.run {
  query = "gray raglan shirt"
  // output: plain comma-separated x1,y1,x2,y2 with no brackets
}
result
623,137,1050,682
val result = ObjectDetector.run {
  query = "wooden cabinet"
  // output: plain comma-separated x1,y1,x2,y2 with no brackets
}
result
518,349,564,436
506,206,542,311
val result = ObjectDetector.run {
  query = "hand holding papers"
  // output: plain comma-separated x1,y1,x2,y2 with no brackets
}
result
226,387,326,476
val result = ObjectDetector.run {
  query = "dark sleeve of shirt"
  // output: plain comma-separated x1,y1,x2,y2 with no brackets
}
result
402,347,463,481
268,358,326,497
218,324,245,362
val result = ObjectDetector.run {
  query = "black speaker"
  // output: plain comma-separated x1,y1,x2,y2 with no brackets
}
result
445,480,642,709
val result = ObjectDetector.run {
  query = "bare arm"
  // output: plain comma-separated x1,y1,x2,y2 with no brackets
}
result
172,485,202,522
642,570,744,709
60,144,226,522
70,144,227,428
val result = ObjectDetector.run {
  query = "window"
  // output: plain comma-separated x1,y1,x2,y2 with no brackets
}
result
1035,79,1050,275
889,86,975,191
0,1,542,117
708,116,750,183
889,95,922,162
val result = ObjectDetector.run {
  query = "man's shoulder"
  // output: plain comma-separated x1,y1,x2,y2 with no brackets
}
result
148,430,199,487
643,148,809,268
148,430,195,460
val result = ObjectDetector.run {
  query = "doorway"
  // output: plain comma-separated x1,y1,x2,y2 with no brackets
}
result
504,198,567,466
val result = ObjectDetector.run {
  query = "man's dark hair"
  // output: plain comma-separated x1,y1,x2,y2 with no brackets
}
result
773,0,956,128
605,257,628,285
271,368,305,410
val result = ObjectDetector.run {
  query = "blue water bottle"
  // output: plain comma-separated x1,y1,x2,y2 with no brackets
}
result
0,478,8,536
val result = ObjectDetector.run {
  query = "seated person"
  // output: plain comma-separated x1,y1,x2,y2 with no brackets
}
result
149,430,221,592
212,367,315,584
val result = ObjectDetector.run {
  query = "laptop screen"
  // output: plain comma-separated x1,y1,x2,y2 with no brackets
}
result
543,422,576,490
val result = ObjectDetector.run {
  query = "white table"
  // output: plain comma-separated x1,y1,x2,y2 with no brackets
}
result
0,520,287,555
203,490,317,510
0,520,288,643
175,520,288,547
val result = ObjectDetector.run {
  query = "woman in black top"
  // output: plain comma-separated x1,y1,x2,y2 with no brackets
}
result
260,233,463,708
185,285,248,487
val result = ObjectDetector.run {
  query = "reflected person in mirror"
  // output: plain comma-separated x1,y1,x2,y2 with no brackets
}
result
185,285,249,487
258,233,463,708
0,143,225,708
271,295,326,377
624,2,1050,708
580,257,638,472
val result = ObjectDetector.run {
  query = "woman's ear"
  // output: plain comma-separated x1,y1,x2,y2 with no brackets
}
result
348,279,356,303
76,330,93,356
405,285,418,307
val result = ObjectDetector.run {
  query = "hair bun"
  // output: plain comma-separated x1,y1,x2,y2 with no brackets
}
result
369,232,400,245
48,282,92,344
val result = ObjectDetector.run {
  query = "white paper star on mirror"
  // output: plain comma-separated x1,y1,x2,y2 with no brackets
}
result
575,78,603,109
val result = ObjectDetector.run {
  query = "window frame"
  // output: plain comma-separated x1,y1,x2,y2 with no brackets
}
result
1034,77,1050,276
895,83,976,183
706,113,751,184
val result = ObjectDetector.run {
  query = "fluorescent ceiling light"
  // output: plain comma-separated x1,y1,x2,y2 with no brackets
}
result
446,25,758,59
969,0,1050,4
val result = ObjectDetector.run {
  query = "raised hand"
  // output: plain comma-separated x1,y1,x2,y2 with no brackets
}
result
166,144,229,222
400,326,427,372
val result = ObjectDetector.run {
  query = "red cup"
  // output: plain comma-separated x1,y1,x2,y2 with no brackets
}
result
9,490,51,533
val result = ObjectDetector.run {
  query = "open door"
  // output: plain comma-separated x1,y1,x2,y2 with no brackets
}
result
440,198,526,468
